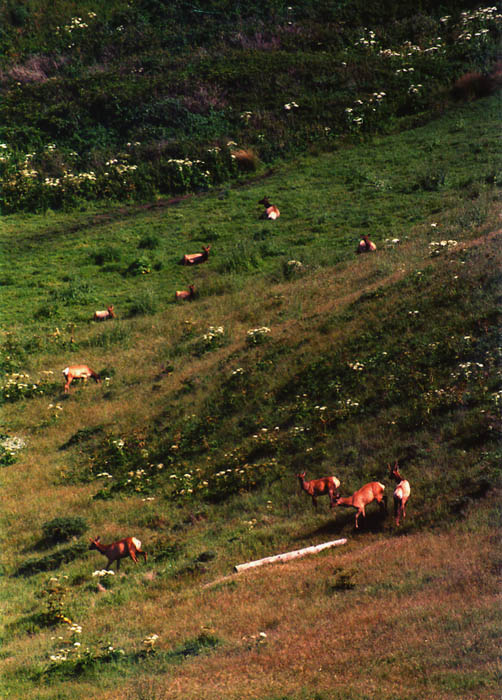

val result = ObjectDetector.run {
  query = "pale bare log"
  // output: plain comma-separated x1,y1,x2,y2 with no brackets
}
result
234,538,347,573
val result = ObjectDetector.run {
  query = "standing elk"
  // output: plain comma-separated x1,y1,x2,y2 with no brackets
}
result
259,197,280,220
94,305,115,321
389,462,410,526
179,245,211,265
297,472,341,509
63,365,101,393
89,536,147,571
356,235,377,254
175,284,196,301
335,481,386,529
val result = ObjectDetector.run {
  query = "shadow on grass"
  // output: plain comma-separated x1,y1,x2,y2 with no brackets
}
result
300,509,389,540
14,543,88,577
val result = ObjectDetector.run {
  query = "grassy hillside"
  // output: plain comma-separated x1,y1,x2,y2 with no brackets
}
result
0,85,501,699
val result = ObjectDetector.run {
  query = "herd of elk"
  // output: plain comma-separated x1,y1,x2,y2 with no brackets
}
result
63,365,101,393
94,305,115,321
259,196,280,220
179,245,211,265
175,284,196,301
62,200,405,576
297,472,340,509
389,462,411,527
297,462,410,529
89,536,147,571
356,235,377,254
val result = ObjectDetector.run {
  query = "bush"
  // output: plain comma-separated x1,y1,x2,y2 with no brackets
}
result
41,517,88,544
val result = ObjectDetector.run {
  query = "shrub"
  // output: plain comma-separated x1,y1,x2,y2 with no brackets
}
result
41,517,88,545
125,256,152,276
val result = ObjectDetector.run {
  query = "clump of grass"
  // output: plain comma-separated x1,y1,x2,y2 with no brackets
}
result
138,234,159,250
90,246,122,266
127,287,157,316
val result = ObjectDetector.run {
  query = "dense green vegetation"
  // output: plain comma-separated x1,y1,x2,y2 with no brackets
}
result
1,1,501,212
0,2,501,699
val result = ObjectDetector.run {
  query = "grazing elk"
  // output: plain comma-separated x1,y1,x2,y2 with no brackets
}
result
179,245,211,265
175,284,196,301
389,462,410,527
89,536,147,571
356,235,377,254
94,305,115,321
335,481,386,529
63,365,101,393
297,472,341,510
259,196,280,220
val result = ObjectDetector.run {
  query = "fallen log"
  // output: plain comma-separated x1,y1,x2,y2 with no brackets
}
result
234,538,347,573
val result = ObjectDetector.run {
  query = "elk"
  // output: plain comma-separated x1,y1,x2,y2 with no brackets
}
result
335,481,386,529
94,305,115,321
389,461,410,526
179,245,211,265
175,284,196,301
62,365,101,393
297,472,341,509
89,536,147,571
259,196,280,220
356,235,377,254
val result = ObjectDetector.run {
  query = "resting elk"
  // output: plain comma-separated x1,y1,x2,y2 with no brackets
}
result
94,305,115,321
335,481,386,529
356,235,377,254
175,284,196,301
389,462,410,526
259,196,280,220
297,472,341,509
179,245,211,265
89,536,147,571
62,365,101,393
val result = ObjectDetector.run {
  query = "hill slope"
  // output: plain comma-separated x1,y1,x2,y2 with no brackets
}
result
0,90,501,698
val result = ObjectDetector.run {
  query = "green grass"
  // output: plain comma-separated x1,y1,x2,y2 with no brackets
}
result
0,90,501,699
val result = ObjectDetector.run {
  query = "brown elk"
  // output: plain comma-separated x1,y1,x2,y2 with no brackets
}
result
259,197,280,220
94,305,115,321
63,365,101,393
89,536,147,571
297,472,341,509
175,284,196,301
179,245,211,265
389,462,410,526
335,481,386,528
356,235,377,254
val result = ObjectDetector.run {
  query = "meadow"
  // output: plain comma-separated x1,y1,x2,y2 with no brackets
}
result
1,90,501,699
1,1,501,698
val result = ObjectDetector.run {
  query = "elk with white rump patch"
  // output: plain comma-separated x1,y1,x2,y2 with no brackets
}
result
89,536,147,571
297,471,341,509
259,196,280,220
335,481,386,528
389,461,410,526
62,365,101,393
179,245,211,265
94,305,115,321
175,284,196,301
356,235,377,254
